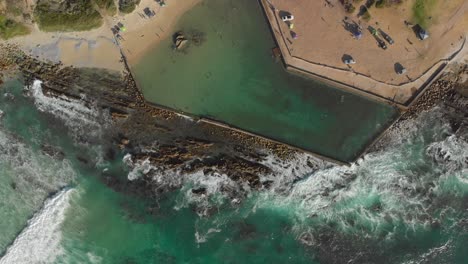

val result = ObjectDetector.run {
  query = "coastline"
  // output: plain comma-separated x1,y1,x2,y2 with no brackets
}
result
3,0,203,72
1,2,468,262
1,0,467,165
109,0,466,164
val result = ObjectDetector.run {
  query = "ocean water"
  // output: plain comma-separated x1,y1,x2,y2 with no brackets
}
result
133,0,397,162
0,76,467,263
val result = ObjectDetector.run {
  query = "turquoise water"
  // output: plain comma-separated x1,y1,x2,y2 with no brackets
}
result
133,0,398,162
0,78,467,263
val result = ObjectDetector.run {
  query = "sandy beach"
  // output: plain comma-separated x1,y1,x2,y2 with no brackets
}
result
112,0,202,65
4,0,201,71
5,23,124,72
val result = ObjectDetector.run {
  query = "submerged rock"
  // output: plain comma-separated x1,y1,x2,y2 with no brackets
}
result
40,144,66,160
173,32,188,50
191,187,207,195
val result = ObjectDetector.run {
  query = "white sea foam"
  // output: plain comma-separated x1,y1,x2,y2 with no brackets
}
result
86,252,103,264
195,228,221,244
402,239,453,264
176,113,194,121
246,107,468,238
0,125,76,258
0,129,76,208
28,80,109,142
122,105,466,251
0,189,75,264
124,153,243,212
127,158,152,181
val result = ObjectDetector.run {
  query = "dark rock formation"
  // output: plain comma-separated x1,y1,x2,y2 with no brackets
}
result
173,32,188,50
0,45,296,199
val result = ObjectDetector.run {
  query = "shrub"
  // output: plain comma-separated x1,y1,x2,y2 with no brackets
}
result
119,0,141,14
412,0,436,28
0,15,30,39
375,0,386,8
94,0,117,15
34,0,103,32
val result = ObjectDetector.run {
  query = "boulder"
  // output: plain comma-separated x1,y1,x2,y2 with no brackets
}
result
175,38,188,50
173,32,188,50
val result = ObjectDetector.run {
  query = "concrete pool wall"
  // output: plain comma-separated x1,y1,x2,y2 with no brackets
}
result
129,0,400,164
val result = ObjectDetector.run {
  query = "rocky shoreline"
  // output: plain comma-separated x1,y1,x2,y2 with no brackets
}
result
0,44,309,196
370,63,468,152
1,43,467,200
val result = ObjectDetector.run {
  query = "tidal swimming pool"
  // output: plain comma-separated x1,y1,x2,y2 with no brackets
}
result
133,0,398,162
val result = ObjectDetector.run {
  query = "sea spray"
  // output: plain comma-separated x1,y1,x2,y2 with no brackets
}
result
0,128,76,253
0,189,75,264
124,153,242,212
246,107,467,262
27,79,113,167
28,80,110,144
1,77,467,262
157,107,467,263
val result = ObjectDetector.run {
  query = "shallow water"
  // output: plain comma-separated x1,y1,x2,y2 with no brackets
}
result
133,0,397,162
0,77,467,263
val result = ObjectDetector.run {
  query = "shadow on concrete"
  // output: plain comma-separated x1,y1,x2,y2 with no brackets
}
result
278,10,291,18
394,62,405,74
357,6,368,17
342,54,354,63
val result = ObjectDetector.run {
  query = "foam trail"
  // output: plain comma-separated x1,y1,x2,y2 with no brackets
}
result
176,112,194,121
252,108,468,236
0,189,75,264
28,80,107,140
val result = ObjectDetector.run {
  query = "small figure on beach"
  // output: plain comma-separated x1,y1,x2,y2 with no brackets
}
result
291,31,298,39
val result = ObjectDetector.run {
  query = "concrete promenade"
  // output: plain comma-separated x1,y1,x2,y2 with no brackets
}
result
259,0,467,108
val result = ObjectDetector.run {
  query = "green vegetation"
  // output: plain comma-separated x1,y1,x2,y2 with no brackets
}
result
375,0,386,8
362,9,371,21
118,0,141,14
0,15,30,39
93,0,117,15
345,4,356,13
340,0,356,13
34,0,103,32
412,0,437,28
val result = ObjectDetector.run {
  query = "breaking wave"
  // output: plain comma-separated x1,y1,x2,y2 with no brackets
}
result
0,127,76,252
146,107,467,262
27,80,110,143
0,189,75,264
